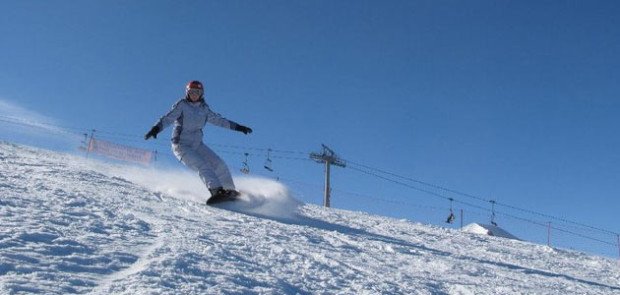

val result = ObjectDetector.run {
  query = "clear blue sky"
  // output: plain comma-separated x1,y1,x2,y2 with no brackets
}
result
1,1,619,257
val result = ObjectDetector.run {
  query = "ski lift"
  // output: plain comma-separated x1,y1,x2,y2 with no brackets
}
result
240,153,250,174
264,148,274,172
446,198,456,224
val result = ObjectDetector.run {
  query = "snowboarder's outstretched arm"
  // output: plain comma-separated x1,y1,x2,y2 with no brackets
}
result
144,100,183,140
206,106,253,135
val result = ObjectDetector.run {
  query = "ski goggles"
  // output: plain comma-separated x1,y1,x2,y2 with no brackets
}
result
187,88,203,96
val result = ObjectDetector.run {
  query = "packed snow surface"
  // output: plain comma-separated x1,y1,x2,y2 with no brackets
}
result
1,142,619,294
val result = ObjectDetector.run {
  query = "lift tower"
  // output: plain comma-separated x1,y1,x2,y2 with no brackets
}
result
310,144,346,207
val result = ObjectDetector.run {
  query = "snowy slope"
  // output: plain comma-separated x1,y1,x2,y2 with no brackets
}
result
1,142,619,294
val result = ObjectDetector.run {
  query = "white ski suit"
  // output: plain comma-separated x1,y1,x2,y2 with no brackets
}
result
154,98,241,190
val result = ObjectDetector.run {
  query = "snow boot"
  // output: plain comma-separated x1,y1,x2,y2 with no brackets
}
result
207,187,238,205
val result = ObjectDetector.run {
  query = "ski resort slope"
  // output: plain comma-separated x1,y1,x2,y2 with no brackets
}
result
1,142,619,295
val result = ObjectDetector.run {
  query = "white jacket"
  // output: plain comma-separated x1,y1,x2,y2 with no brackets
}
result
155,98,239,145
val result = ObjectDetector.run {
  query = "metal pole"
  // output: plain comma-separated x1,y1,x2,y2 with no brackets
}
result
460,209,464,229
547,222,552,247
310,144,345,208
86,129,96,159
490,200,497,226
324,161,331,207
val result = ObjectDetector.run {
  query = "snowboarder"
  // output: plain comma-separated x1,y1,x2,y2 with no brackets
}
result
144,80,253,204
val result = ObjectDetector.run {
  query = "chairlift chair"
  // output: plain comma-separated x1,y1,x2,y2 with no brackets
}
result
446,198,456,224
264,148,274,172
240,153,250,174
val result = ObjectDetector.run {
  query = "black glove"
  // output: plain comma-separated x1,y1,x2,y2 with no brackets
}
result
235,124,252,135
144,126,161,140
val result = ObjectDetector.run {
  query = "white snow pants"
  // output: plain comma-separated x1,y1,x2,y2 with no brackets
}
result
173,142,235,190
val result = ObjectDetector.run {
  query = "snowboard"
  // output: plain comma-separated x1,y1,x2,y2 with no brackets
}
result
206,190,241,205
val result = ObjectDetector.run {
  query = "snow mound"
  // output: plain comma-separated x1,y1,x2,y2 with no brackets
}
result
462,223,520,240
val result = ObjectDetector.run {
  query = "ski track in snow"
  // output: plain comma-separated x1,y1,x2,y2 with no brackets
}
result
1,141,619,294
